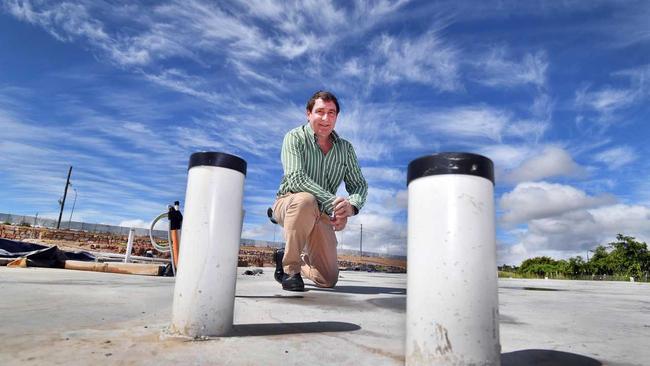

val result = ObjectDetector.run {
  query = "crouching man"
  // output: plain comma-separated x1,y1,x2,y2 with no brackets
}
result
271,90,368,292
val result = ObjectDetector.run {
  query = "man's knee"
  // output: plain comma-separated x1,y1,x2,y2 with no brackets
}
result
316,271,339,288
292,192,318,212
320,278,338,288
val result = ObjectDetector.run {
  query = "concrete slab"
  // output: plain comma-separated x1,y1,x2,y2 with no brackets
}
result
0,267,648,365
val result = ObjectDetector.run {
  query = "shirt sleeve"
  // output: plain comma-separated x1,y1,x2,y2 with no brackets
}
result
281,131,337,213
343,142,368,213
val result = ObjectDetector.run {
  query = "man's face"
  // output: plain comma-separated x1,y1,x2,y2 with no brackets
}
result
307,98,338,140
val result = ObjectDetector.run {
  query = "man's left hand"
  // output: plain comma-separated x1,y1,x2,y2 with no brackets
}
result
332,197,355,219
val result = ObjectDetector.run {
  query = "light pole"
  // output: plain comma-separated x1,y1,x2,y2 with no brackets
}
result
56,166,73,229
67,188,77,229
359,223,363,265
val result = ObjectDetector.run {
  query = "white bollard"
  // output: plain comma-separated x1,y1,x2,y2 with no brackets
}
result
124,228,135,263
406,152,500,366
170,152,247,337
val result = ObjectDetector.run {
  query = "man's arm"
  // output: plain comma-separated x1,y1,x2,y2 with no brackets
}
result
281,131,337,213
332,142,368,224
342,142,368,213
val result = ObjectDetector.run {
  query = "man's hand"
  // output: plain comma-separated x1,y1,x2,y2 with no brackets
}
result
331,215,348,231
332,197,355,219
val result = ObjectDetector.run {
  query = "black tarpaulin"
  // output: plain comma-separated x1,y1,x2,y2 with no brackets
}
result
0,238,96,268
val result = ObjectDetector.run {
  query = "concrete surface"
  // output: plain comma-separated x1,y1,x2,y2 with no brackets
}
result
0,267,648,365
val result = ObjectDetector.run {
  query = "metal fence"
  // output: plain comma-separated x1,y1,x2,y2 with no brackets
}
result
0,213,167,238
1,213,284,246
1,213,401,256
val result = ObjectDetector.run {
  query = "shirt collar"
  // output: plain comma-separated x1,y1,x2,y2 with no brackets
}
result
304,123,340,144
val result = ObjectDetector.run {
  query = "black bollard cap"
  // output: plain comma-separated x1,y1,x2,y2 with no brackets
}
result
188,152,247,176
407,152,494,186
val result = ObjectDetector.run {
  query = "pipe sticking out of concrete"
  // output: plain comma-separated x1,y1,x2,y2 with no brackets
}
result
124,228,135,263
170,152,247,337
405,152,500,366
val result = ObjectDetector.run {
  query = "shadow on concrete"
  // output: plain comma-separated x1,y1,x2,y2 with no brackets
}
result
306,285,406,295
229,321,361,337
367,297,405,312
501,286,565,292
502,349,602,366
236,295,304,299
499,314,525,325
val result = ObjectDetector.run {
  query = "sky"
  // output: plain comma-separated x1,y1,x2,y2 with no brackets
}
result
1,0,649,265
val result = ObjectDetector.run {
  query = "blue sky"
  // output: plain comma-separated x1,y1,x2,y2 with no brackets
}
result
1,0,648,265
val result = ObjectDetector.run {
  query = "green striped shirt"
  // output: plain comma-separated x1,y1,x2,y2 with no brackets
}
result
277,123,368,215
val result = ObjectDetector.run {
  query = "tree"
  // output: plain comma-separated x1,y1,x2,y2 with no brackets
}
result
607,234,649,278
566,256,586,276
519,256,560,276
516,235,649,280
588,245,613,275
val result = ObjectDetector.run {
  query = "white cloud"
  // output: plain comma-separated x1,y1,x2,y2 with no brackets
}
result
473,48,548,88
500,203,650,265
575,86,636,114
119,219,154,229
615,64,650,91
422,105,547,145
593,146,637,170
5,1,108,42
332,183,408,256
353,0,411,19
230,60,285,91
371,30,461,91
573,64,649,128
362,167,405,185
336,213,406,256
335,103,415,162
503,146,584,183
500,181,616,223
4,0,157,66
531,93,554,120
597,6,650,48
342,59,364,77
143,69,227,106
574,64,649,125
479,145,531,170
175,127,226,151
478,144,532,184
504,119,549,142
426,106,509,141
242,221,278,242
362,187,408,216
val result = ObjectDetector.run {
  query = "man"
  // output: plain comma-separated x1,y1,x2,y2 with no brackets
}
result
271,90,368,292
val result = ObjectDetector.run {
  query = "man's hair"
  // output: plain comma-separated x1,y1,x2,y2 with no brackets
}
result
306,90,340,114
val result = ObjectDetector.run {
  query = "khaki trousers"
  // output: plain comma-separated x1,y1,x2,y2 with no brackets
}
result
272,192,339,288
